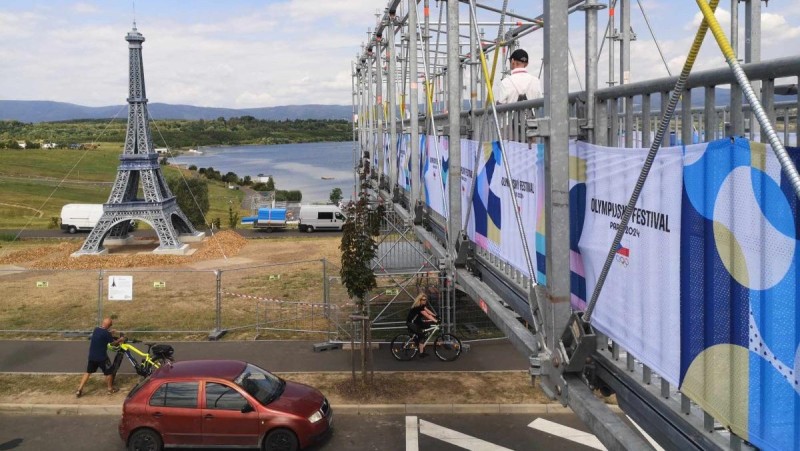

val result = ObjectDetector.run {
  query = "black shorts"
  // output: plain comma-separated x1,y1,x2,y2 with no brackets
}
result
86,358,113,375
407,323,425,338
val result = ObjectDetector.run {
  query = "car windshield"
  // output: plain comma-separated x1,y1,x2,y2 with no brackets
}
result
234,363,285,405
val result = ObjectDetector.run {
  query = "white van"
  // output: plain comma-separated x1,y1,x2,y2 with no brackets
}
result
298,205,346,232
60,204,104,234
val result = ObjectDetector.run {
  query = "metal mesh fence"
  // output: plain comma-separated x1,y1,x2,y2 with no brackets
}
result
0,258,503,342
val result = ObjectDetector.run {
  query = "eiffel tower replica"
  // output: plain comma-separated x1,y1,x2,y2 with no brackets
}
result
74,24,204,256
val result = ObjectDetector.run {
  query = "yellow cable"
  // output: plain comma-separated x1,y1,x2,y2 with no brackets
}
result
476,41,496,105
489,43,502,86
683,0,720,69
426,80,435,116
694,0,736,62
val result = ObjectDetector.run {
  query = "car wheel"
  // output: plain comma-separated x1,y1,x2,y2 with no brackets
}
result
263,428,298,451
68,225,77,234
128,428,162,451
305,225,314,233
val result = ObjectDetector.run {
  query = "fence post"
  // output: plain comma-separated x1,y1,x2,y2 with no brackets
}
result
96,269,103,327
322,259,329,307
323,258,333,339
208,270,226,340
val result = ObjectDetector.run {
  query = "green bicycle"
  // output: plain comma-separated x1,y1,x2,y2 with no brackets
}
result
109,335,174,379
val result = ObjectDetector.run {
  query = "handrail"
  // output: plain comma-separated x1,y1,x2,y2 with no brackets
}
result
414,57,800,124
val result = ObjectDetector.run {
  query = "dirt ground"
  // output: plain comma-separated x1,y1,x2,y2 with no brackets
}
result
0,233,345,339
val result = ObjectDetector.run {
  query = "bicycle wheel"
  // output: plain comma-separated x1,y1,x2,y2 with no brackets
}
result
434,333,462,361
390,334,418,361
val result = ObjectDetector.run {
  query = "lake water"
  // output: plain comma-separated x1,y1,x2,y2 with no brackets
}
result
172,141,357,203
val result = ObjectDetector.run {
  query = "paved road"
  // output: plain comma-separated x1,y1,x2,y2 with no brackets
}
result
0,340,528,374
0,412,613,451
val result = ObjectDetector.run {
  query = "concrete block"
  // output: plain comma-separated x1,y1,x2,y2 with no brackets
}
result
406,404,452,414
0,403,31,414
82,405,122,415
451,404,500,414
331,405,360,414
498,404,549,414
358,404,405,415
312,342,342,352
546,404,573,414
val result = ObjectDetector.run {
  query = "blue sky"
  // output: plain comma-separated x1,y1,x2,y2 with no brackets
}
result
0,1,797,109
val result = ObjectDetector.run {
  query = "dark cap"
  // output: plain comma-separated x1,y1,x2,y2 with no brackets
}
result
509,49,529,63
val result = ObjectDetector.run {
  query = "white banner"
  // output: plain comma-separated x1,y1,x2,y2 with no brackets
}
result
465,140,541,279
573,140,683,385
461,139,479,236
397,134,411,190
424,135,449,217
383,133,390,176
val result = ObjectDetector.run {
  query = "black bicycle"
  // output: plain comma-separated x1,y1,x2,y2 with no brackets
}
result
391,323,463,361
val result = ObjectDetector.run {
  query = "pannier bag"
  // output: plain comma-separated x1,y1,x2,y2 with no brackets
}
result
150,344,174,360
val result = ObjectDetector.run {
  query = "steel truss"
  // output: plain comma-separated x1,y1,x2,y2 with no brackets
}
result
76,25,201,255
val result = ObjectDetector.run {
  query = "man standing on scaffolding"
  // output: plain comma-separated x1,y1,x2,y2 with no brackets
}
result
494,49,542,105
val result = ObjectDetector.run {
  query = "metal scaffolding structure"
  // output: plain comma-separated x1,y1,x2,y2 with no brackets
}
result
352,1,797,450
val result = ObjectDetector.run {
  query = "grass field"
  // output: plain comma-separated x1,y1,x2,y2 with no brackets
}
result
0,144,245,229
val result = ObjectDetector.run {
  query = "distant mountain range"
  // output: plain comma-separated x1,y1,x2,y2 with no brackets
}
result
0,100,353,123
2,86,794,123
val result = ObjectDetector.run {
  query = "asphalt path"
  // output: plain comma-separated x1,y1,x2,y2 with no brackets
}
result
0,340,528,374
0,228,341,240
0,412,610,451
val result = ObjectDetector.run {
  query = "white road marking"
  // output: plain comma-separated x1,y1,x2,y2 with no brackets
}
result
626,416,665,451
418,419,515,451
528,418,607,450
406,416,419,451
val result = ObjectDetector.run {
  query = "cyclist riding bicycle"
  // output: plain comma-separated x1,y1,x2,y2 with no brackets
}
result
406,293,438,358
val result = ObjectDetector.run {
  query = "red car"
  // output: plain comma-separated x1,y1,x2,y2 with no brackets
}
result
118,360,333,451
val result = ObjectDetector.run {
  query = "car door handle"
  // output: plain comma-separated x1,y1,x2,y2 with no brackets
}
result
204,414,214,420
152,412,162,418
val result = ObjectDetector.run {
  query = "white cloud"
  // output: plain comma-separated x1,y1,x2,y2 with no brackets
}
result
71,2,99,14
2,0,798,109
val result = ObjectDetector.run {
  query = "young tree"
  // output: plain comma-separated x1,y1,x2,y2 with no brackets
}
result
339,183,379,385
227,204,240,229
167,176,210,229
329,187,343,205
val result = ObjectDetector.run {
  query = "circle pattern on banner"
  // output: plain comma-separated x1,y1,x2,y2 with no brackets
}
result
712,166,795,290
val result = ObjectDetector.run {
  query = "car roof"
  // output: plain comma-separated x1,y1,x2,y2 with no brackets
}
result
153,360,247,380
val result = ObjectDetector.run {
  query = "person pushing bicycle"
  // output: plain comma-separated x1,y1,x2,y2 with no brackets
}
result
75,317,126,397
406,293,438,358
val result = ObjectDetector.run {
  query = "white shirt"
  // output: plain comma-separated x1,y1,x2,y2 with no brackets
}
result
494,68,542,104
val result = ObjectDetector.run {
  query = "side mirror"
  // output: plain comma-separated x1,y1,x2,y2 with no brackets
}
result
241,403,254,413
